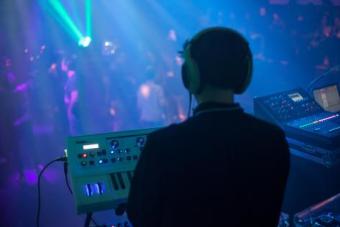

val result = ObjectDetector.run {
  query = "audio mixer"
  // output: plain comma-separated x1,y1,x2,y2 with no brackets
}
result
66,128,158,214
254,88,340,149
254,87,340,166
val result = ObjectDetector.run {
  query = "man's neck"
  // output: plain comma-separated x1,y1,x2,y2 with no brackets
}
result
195,87,234,104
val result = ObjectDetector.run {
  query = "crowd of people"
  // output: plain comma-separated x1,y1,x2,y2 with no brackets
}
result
0,1,339,181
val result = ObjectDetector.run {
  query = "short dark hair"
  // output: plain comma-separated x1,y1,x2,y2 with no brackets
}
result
189,27,252,92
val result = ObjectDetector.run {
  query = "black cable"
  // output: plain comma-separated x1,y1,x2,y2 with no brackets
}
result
63,161,73,194
91,217,99,226
84,213,93,227
36,156,66,227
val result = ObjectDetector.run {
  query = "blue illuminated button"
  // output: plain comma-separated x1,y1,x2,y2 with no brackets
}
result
85,184,92,196
136,137,145,148
94,182,105,195
81,161,87,166
84,182,105,197
111,140,119,149
98,159,103,164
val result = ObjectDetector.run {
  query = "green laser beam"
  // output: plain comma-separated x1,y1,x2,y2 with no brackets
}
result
48,0,83,40
86,0,92,37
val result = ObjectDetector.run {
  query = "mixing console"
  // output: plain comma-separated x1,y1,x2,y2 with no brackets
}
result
254,88,340,148
254,88,323,122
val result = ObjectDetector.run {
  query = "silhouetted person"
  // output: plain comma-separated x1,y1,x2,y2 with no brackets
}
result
127,27,290,227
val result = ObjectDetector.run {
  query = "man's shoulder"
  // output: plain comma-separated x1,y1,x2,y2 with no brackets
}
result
242,112,285,136
148,123,183,139
150,113,285,136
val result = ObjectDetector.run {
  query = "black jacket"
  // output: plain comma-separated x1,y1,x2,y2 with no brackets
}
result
127,102,290,227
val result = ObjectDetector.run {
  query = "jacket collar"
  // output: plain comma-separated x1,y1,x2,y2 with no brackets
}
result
193,102,243,117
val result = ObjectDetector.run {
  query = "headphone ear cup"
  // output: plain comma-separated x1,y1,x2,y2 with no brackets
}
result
188,59,201,94
181,63,190,90
182,42,201,94
235,52,253,94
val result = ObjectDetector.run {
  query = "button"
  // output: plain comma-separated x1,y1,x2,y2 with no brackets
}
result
89,160,95,165
89,151,95,157
81,161,87,166
103,158,108,163
126,156,131,161
136,137,145,148
78,153,88,158
111,140,119,149
81,153,88,158
111,158,116,163
101,149,107,155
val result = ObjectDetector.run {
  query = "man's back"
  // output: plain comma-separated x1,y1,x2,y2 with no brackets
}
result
127,103,290,227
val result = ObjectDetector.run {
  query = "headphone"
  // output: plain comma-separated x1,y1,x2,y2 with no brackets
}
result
181,27,253,95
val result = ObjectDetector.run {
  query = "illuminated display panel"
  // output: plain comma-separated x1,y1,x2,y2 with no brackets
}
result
288,93,304,102
313,85,340,113
83,144,99,150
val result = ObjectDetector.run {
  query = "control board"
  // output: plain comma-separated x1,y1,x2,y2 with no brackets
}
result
294,193,340,226
66,128,158,214
254,88,340,148
254,88,324,123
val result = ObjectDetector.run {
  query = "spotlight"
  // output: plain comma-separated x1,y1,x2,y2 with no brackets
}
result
78,36,92,47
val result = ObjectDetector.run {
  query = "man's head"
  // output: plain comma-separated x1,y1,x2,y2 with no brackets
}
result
181,27,253,98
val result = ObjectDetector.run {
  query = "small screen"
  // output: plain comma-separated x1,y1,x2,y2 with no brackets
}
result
288,92,304,102
83,144,99,150
313,85,340,113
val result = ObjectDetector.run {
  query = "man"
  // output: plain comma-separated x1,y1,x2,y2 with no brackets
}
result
137,67,167,128
127,27,290,227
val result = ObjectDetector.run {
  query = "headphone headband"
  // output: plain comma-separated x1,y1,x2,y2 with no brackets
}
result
181,27,253,94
